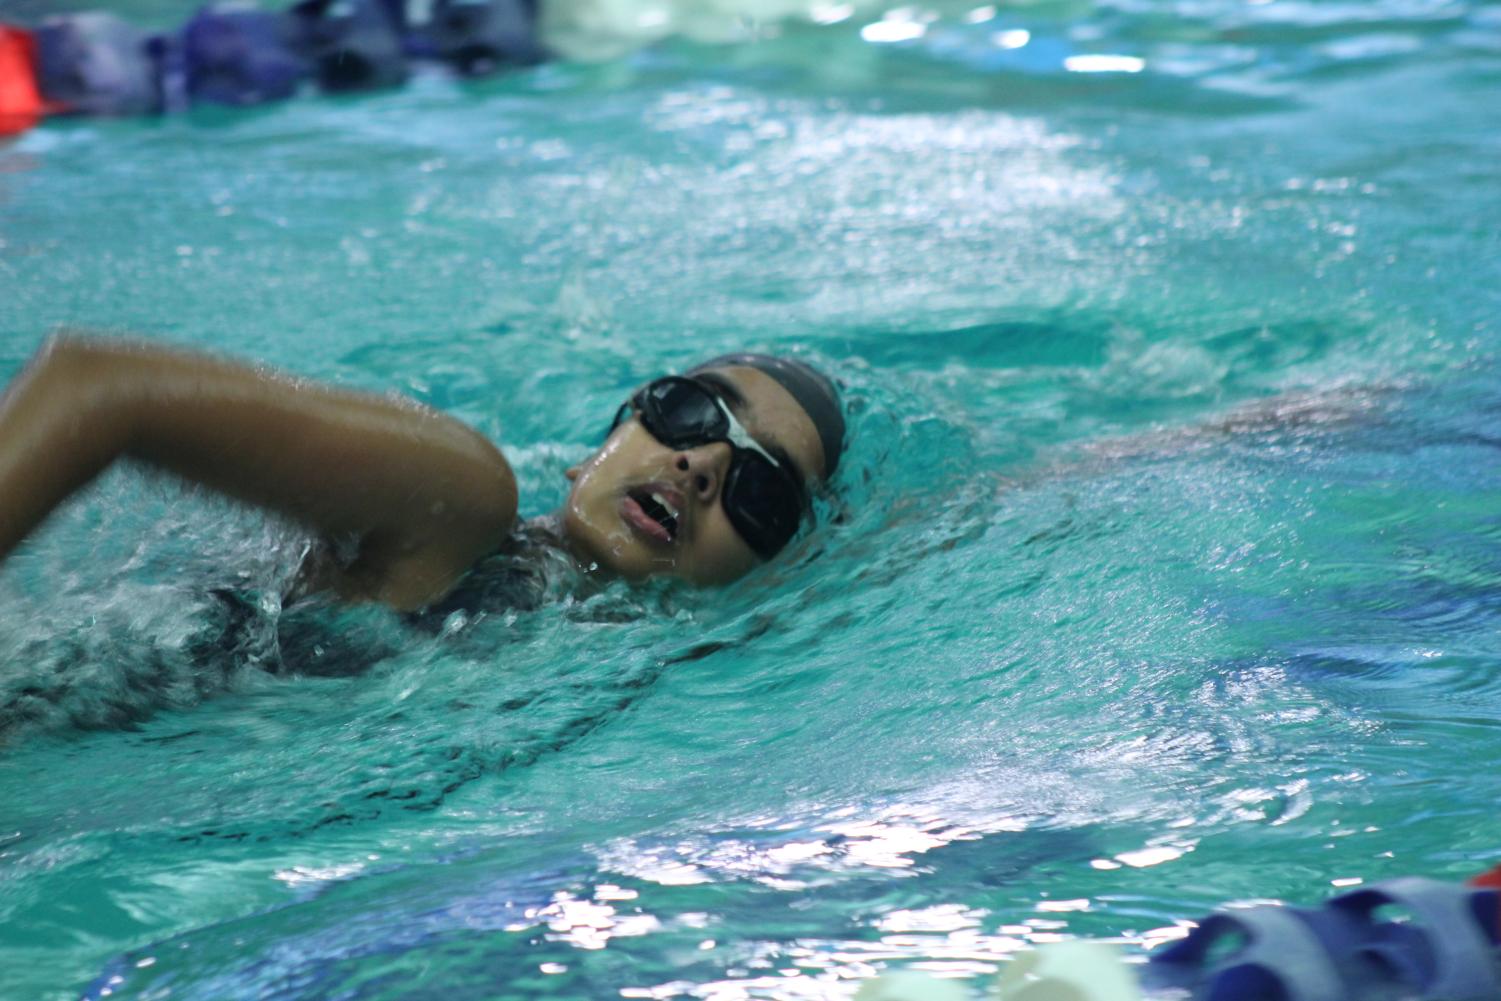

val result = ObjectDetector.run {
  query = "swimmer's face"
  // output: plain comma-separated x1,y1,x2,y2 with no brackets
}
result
563,365,827,585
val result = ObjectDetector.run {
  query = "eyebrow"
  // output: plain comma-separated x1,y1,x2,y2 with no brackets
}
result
693,371,746,407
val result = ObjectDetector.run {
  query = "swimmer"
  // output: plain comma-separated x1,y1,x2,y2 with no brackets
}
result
0,334,844,611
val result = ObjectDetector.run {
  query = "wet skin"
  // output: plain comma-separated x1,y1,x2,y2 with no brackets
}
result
562,365,828,585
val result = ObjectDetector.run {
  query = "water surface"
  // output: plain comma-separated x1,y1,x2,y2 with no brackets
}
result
2,1,1500,998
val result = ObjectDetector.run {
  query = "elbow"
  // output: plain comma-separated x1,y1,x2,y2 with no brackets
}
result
29,333,140,445
460,430,520,544
475,456,520,550
32,331,118,393
8,333,105,417
37,329,111,370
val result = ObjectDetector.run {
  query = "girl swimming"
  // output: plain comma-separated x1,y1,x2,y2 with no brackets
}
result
0,334,844,612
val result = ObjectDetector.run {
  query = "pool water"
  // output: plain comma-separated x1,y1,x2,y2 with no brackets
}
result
3,1,1501,998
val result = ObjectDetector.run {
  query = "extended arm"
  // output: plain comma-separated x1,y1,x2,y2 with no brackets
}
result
0,334,518,610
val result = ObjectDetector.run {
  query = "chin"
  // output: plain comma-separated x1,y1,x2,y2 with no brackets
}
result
562,498,667,580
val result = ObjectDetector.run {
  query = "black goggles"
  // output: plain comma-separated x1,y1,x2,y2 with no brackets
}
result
609,376,810,560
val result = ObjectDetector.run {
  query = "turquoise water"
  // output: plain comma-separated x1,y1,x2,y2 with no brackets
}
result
3,1,1501,997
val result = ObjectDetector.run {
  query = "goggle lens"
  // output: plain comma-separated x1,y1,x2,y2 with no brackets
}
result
723,457,804,556
642,379,725,445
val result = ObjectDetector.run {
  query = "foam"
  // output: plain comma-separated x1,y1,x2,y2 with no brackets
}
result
539,0,886,61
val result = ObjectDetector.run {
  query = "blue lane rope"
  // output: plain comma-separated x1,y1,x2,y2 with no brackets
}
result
7,0,544,122
1143,877,1501,1001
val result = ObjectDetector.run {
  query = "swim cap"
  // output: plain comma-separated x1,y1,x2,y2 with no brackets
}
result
690,353,845,477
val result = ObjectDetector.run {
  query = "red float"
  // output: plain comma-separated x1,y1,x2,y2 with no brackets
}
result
0,25,46,135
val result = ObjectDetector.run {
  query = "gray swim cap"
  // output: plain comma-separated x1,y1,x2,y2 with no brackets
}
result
690,353,845,477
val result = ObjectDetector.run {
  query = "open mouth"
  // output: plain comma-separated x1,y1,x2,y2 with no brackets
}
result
624,486,681,544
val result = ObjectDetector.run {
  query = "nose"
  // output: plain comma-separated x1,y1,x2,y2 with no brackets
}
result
675,443,731,506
